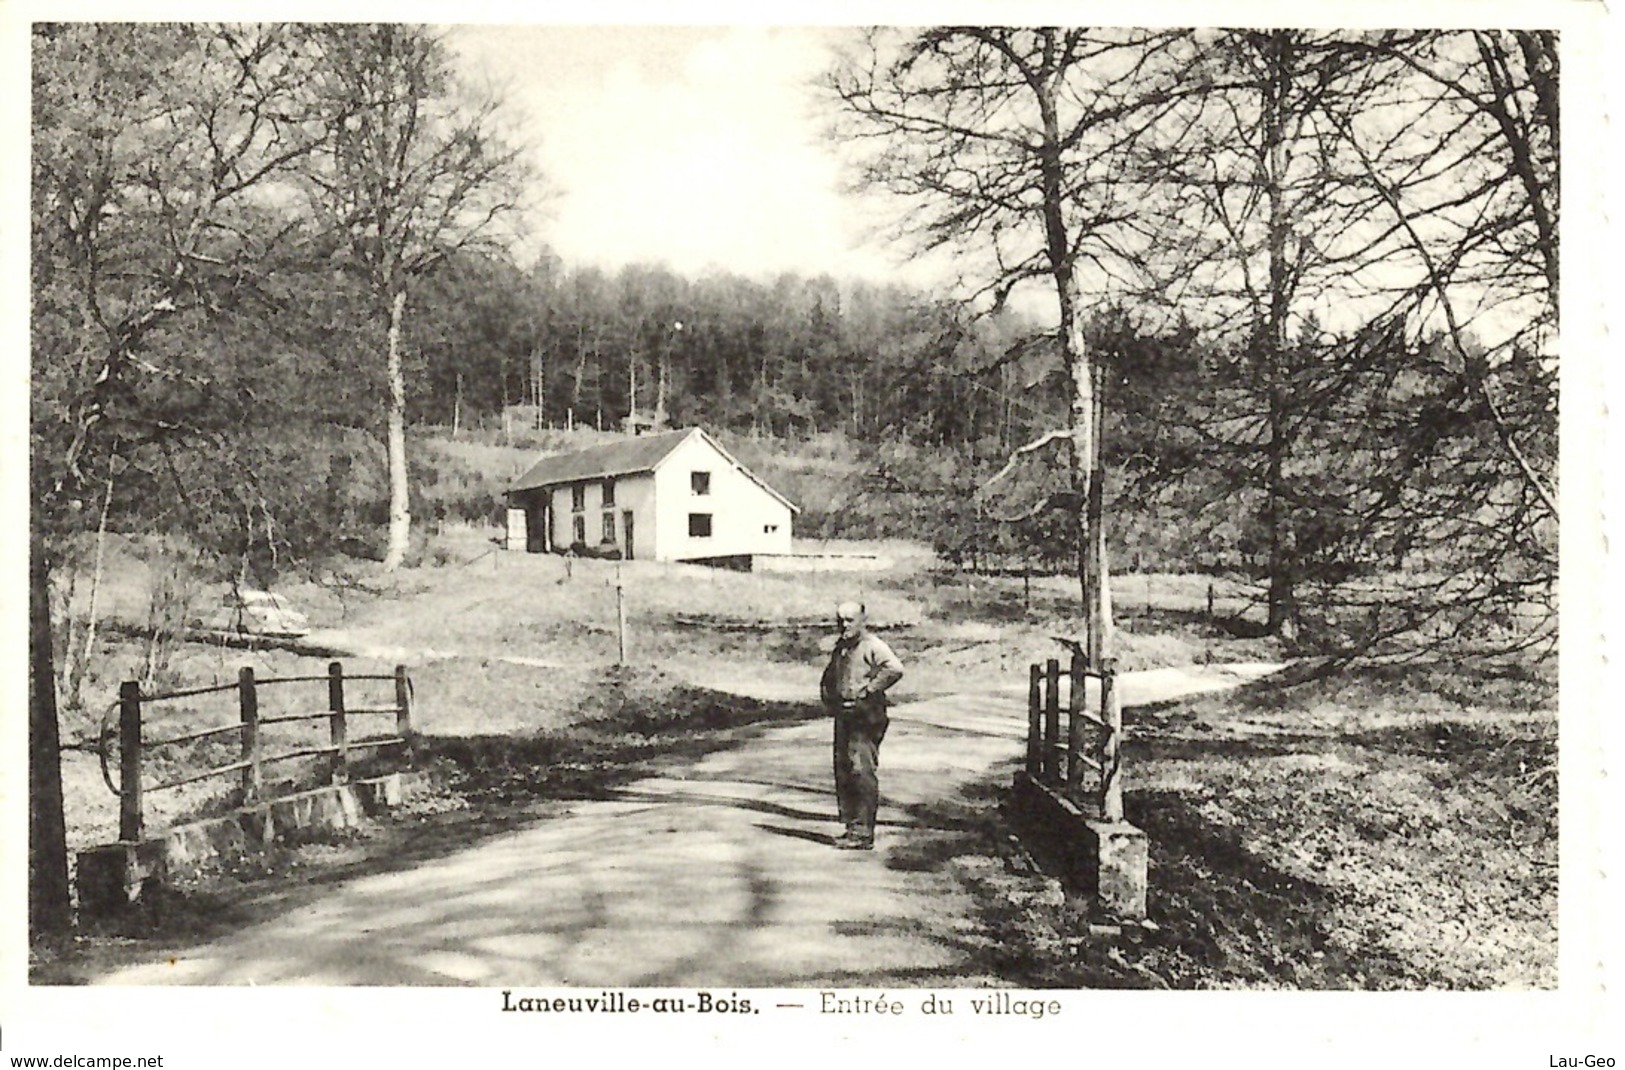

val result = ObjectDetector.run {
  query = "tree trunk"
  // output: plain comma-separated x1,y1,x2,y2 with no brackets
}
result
1261,32,1299,642
1036,60,1113,662
453,371,462,437
656,334,669,426
382,288,412,571
1264,433,1298,642
1088,358,1113,662
1063,281,1096,643
1052,262,1115,663
627,345,638,427
571,325,589,410
30,543,72,938
68,474,117,707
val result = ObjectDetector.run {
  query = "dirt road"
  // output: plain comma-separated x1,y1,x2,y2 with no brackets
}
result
90,663,1279,986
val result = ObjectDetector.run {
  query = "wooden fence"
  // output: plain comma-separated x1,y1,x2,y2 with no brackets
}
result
100,661,413,842
1025,650,1123,821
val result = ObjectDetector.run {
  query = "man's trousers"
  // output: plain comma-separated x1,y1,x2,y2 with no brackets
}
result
833,701,889,840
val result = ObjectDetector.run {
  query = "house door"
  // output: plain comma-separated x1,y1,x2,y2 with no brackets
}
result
526,503,546,553
622,510,635,560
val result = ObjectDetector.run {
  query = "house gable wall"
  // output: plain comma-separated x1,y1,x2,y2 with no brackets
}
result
651,434,793,560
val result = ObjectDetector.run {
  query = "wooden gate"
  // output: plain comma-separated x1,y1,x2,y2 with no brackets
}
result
100,661,413,842
1025,646,1123,821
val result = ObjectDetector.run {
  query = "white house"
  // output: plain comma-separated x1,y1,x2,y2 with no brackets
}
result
504,427,798,563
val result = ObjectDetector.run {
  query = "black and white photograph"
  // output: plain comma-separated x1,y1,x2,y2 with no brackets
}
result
5,3,1616,1064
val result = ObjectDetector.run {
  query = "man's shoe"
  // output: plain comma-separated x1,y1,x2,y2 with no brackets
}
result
833,833,874,851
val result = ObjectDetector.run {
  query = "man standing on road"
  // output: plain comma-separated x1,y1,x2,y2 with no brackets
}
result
820,601,904,851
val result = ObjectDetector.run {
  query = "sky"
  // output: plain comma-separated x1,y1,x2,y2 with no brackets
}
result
440,23,1551,345
446,25,933,287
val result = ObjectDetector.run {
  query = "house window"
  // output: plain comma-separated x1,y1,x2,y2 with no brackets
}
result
602,511,616,543
764,524,778,534
572,515,586,545
689,513,712,538
602,479,616,506
571,485,585,512
691,471,710,495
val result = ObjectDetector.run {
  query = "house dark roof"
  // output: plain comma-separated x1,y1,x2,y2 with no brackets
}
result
508,427,799,512
509,428,695,491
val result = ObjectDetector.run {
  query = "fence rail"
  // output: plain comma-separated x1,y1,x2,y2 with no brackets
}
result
99,660,413,842
1024,648,1123,821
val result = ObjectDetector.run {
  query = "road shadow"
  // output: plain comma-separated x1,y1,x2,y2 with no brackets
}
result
880,776,1010,875
610,785,833,825
755,823,836,847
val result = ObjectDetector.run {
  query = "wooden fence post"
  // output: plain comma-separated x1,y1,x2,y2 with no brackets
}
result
239,667,260,803
1066,652,1087,796
118,680,143,842
615,576,628,664
1100,657,1123,821
328,660,348,784
1043,658,1061,783
1026,663,1042,777
394,665,411,747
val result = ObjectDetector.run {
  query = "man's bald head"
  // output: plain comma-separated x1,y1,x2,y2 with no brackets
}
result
835,601,867,639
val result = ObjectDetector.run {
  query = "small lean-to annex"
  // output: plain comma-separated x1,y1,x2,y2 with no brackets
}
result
504,427,798,563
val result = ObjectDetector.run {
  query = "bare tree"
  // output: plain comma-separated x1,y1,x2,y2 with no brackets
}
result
30,23,348,935
302,25,531,570
1326,30,1557,657
1128,28,1557,655
1347,31,1557,516
1130,30,1417,639
831,27,1199,660
834,27,1557,659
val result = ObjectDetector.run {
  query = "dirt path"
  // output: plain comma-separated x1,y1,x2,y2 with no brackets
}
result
89,663,1280,986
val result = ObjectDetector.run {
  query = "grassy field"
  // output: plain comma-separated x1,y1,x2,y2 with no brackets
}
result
51,526,1267,845
947,661,1557,990
44,524,1556,988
